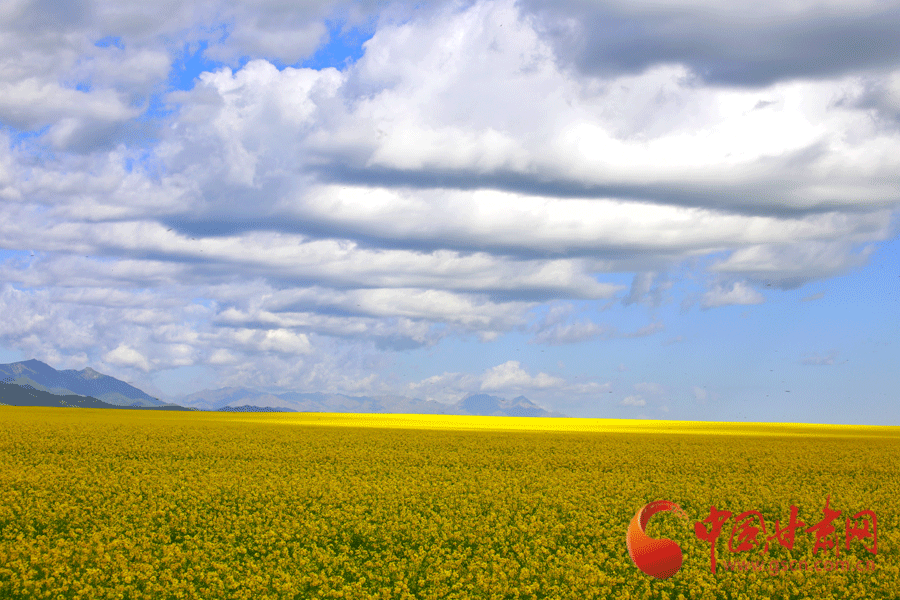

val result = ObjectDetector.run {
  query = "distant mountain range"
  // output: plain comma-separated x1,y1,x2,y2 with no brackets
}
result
177,387,566,417
0,381,194,410
0,359,567,417
0,359,177,408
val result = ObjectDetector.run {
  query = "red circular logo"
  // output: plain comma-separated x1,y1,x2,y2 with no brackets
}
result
626,500,688,579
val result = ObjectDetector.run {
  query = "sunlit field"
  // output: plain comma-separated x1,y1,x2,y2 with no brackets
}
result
0,407,897,599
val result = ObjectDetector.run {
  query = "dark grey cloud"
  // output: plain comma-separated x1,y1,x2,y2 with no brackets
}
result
520,0,900,86
13,0,93,33
846,77,900,126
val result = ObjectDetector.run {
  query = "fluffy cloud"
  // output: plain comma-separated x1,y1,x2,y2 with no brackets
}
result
712,241,879,289
104,344,153,372
701,281,766,308
480,360,565,391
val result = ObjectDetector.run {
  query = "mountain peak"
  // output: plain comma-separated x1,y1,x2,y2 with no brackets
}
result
0,359,165,407
4,359,55,377
80,367,103,379
455,393,558,417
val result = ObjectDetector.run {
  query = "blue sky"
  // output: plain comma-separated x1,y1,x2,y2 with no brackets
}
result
0,0,898,424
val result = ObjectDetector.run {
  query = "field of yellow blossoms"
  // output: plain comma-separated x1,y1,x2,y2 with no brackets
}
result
0,406,897,599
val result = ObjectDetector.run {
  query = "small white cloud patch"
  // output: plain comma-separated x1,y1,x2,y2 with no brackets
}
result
620,395,646,407
701,281,765,309
480,360,564,391
103,344,152,372
801,350,838,366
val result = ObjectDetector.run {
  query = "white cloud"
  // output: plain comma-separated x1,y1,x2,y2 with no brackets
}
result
530,317,662,345
222,328,313,355
258,329,313,355
0,134,19,201
73,46,171,95
800,291,826,302
480,360,565,391
0,284,56,339
620,395,646,407
701,281,765,308
280,186,883,258
623,272,653,306
626,322,665,337
104,344,153,371
566,381,612,396
208,348,239,365
140,0,897,269
404,371,480,404
403,365,611,406
801,350,838,366
531,320,609,345
712,240,882,289
0,79,138,134
3,0,894,266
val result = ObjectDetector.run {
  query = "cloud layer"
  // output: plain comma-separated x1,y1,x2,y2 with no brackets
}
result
0,0,897,405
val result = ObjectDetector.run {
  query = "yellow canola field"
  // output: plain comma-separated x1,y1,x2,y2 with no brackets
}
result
0,406,898,600
218,411,899,437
